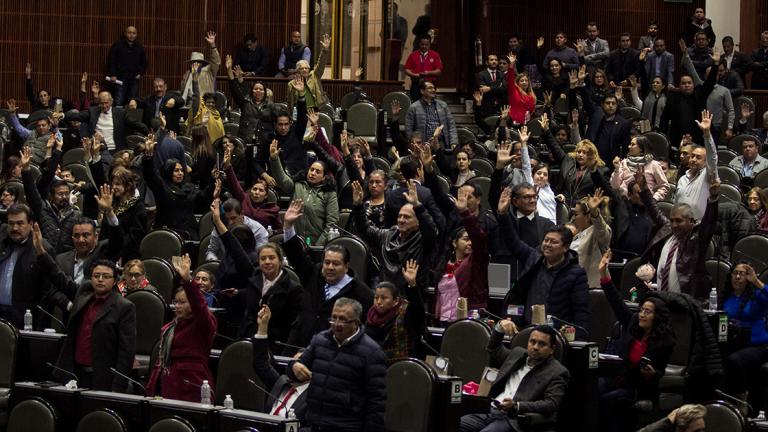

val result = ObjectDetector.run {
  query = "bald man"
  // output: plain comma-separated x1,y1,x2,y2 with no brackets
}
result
107,25,148,106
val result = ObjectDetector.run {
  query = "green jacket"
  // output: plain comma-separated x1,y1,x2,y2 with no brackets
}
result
287,46,327,110
271,157,339,245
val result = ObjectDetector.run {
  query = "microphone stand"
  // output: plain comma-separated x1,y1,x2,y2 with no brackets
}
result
110,367,147,395
550,315,590,340
37,305,66,330
248,378,293,418
45,362,78,385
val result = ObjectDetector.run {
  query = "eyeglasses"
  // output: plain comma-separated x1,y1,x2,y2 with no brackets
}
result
518,194,538,201
127,272,145,279
92,273,114,280
328,317,355,326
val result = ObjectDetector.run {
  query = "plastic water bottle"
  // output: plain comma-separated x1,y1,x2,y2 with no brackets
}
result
335,107,342,121
546,314,554,327
292,106,298,121
282,257,289,267
708,288,718,311
757,410,766,421
223,394,234,409
200,380,211,406
287,408,297,420
267,225,274,236
23,309,33,331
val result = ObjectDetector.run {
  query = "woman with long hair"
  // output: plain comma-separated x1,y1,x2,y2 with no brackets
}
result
147,254,217,402
365,260,425,362
117,259,157,295
225,54,275,143
610,135,670,201
598,249,675,432
434,187,489,322
0,156,22,184
632,76,668,131
110,166,148,261
452,150,476,188
568,189,612,288
506,53,536,125
721,261,768,402
746,187,768,232
189,124,217,190
541,58,569,103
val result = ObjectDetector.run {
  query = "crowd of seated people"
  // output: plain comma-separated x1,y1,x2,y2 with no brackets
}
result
3,8,768,431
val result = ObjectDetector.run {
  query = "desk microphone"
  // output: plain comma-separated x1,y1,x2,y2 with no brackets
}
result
420,336,442,357
215,332,236,342
483,309,505,321
274,340,305,351
36,305,66,330
329,223,360,239
183,379,201,388
248,378,291,418
109,367,147,395
45,362,78,383
549,315,590,339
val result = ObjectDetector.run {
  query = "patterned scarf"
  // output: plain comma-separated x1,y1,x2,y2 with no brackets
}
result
158,320,177,374
114,196,139,217
366,300,412,363
625,154,654,169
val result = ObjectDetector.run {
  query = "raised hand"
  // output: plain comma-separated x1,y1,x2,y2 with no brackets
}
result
351,180,364,206
261,172,277,188
519,125,530,144
570,108,579,126
678,39,688,55
213,177,222,199
144,134,157,156
497,187,511,215
695,109,712,133
568,70,579,88
500,105,510,121
19,147,32,169
538,112,549,130
455,186,469,212
507,53,517,65
741,102,753,120
233,65,244,79
390,99,401,116
269,139,280,160
283,199,304,227
205,31,217,47
416,142,434,167
403,180,420,206
357,137,371,156
574,39,585,54
256,305,272,335
6,99,17,113
639,48,649,61
472,90,483,105
320,34,331,49
95,184,114,215
173,253,193,282
340,130,350,155
223,146,232,167
291,77,305,93
577,64,587,82
210,198,222,225
634,165,647,190
81,72,88,84
32,223,45,255
402,259,419,287
598,249,612,277
680,134,693,147
536,36,544,49
628,75,638,89
307,108,319,126
587,187,604,211
711,47,721,64
91,80,100,96
25,62,32,78
190,62,200,77
225,54,233,70
613,156,621,170
745,264,761,287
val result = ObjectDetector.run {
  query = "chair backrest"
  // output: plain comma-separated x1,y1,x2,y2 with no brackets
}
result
197,234,212,266
509,326,567,362
142,258,176,303
728,134,756,154
347,102,378,137
619,106,641,121
27,164,42,184
125,290,167,356
319,102,336,119
468,176,491,212
76,408,128,432
126,134,147,151
525,117,543,138
140,229,183,261
755,169,768,189
731,234,768,274
704,259,731,292
668,308,694,366
457,127,477,145
469,158,494,178
63,163,91,183
337,210,351,230
642,131,670,159
8,397,57,432
385,359,435,432
198,211,214,240
61,148,85,166
589,290,617,352
148,416,196,432
435,175,450,195
214,91,228,112
371,156,391,173
223,122,239,137
717,166,741,186
704,401,744,432
0,318,18,389
195,261,220,278
177,136,192,153
317,112,334,139
215,340,265,410
656,201,674,219
340,92,359,110
2,181,25,205
619,257,644,300
717,149,739,166
556,202,570,224
326,235,369,282
381,91,411,123
440,319,491,383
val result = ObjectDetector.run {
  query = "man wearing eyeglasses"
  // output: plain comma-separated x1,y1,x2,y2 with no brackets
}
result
288,297,386,432
33,223,136,392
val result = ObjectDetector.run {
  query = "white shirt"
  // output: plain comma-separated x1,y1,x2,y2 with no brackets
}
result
96,108,116,150
675,133,717,221
272,382,309,417
657,236,680,293
495,360,533,403
262,270,284,296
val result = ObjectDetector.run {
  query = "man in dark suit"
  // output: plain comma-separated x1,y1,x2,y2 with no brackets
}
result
641,39,675,91
281,200,373,349
477,54,505,118
252,305,308,420
384,156,446,233
460,324,570,432
606,33,639,87
579,87,632,163
34,223,135,392
722,36,752,84
67,91,148,153
142,78,184,133
504,183,555,281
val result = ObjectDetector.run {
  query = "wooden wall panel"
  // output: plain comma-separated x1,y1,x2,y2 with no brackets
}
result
0,0,301,112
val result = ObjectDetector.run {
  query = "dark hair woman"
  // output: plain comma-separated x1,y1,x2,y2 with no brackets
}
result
746,187,768,232
597,249,675,432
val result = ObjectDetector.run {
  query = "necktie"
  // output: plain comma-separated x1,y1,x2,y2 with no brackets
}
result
491,71,496,81
324,283,332,300
273,386,297,416
659,240,678,291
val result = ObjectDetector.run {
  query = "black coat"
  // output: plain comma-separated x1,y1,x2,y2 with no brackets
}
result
476,68,505,117
251,337,308,419
113,197,148,262
606,48,640,85
578,86,632,163
287,329,387,432
384,182,446,234
40,253,136,392
230,79,275,143
282,234,373,349
218,230,304,342
68,106,148,151
541,129,608,208
21,168,81,254
141,93,184,133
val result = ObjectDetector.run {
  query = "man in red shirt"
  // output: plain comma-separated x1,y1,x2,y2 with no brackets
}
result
405,36,443,101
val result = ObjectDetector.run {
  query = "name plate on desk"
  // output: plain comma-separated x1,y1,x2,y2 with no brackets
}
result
718,314,728,343
220,408,300,432
20,330,67,339
588,345,599,369
449,378,463,404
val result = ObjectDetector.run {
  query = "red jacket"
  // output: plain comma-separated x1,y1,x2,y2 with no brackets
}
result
506,67,536,124
147,279,217,402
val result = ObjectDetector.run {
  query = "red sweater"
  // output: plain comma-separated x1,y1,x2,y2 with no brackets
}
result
454,210,490,309
506,68,536,124
147,279,217,402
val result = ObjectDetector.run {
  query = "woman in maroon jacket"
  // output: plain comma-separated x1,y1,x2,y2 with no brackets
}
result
223,146,282,230
147,253,217,402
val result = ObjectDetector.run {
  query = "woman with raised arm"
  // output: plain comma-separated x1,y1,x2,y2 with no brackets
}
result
505,53,536,125
222,146,282,230
519,125,560,224
109,166,147,261
567,188,612,288
287,34,331,111
225,54,275,145
365,260,426,362
597,250,675,432
147,253,217,403
610,135,670,201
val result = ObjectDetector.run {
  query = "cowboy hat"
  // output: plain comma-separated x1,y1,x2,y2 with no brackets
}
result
187,52,208,64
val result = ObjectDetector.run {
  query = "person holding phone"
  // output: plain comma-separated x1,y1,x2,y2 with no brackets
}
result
597,249,676,432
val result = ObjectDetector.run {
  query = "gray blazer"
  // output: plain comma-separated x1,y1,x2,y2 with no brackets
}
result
487,330,570,425
404,98,459,148
643,51,675,86
583,38,610,72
